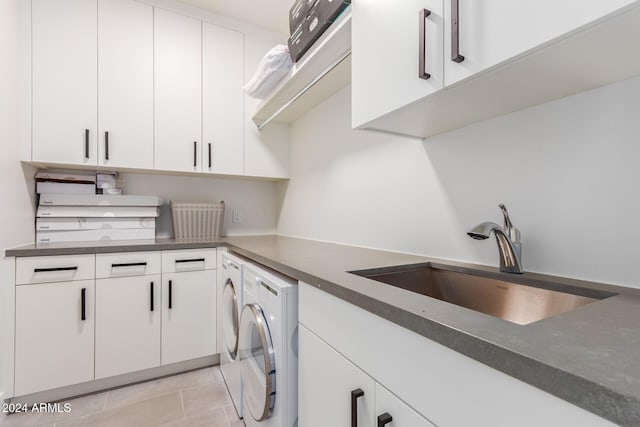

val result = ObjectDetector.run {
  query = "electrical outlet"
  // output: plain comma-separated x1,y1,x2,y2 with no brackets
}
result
232,209,242,224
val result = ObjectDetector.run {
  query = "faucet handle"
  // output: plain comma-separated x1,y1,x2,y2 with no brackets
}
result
499,204,521,242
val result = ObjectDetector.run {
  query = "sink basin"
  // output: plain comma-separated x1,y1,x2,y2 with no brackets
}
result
349,264,616,325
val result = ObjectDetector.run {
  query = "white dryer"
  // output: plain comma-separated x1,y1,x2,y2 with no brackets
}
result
220,252,247,418
239,264,298,427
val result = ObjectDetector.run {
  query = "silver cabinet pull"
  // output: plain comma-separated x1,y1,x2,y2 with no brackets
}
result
419,9,432,80
451,0,465,63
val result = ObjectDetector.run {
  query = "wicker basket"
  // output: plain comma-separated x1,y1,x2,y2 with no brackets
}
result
171,201,225,240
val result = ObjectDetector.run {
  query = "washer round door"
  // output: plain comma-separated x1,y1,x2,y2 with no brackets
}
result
239,303,276,421
222,278,240,359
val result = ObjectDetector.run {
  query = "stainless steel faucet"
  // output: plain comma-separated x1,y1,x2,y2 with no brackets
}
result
467,204,523,274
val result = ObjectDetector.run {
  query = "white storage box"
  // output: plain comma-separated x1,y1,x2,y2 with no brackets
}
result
171,201,225,240
37,206,159,218
36,217,156,231
39,194,162,207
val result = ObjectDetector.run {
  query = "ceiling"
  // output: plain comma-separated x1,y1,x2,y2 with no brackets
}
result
176,0,292,36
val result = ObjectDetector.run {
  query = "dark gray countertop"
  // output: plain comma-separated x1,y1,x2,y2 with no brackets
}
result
6,235,640,425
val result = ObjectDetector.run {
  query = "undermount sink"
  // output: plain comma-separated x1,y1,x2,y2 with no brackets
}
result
349,264,616,325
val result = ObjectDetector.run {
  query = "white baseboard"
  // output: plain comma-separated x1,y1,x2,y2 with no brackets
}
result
8,354,219,406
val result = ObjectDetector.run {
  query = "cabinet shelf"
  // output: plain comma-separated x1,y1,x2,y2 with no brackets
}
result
252,7,352,130
359,2,640,140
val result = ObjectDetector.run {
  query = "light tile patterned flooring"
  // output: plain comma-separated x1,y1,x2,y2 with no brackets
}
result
1,367,245,427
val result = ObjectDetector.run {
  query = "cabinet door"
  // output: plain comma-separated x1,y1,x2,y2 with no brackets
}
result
299,325,375,427
352,0,444,128
95,275,161,379
98,0,153,169
32,0,97,165
202,23,244,175
375,384,436,427
162,270,216,364
444,0,636,86
154,8,202,173
15,280,95,396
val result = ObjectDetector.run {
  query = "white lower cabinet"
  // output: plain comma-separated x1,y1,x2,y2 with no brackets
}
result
95,274,161,379
299,325,375,427
13,249,217,397
95,252,162,379
161,269,217,365
375,384,435,427
161,249,217,365
15,280,95,396
299,325,433,427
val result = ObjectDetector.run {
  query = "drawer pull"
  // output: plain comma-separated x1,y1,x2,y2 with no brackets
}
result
351,388,364,427
168,280,173,309
175,258,205,264
81,287,87,321
34,266,78,273
104,131,110,160
150,281,154,312
111,262,147,268
378,413,393,426
451,0,465,62
193,141,198,167
208,143,212,168
419,8,431,80
84,129,90,159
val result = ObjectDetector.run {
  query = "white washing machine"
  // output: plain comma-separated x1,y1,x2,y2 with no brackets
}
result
220,252,247,418
239,264,298,427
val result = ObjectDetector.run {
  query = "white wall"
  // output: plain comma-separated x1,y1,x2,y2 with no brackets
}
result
277,77,640,289
120,172,278,237
0,0,37,404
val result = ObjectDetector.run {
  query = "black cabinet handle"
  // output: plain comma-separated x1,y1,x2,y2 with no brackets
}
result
377,413,393,427
419,9,431,80
193,141,197,167
351,388,364,427
84,129,90,159
104,131,109,160
34,266,78,273
81,287,87,321
175,258,205,264
168,280,173,309
451,0,465,63
150,281,154,312
208,143,212,168
111,262,147,268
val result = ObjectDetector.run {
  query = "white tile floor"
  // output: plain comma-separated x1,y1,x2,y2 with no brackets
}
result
1,367,244,427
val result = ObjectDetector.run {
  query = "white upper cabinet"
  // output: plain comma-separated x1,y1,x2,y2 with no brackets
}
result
352,0,640,138
444,0,637,86
154,8,202,173
202,23,245,176
98,0,154,169
32,0,97,165
352,0,444,128
30,2,289,179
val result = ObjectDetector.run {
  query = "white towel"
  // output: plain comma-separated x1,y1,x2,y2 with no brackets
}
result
243,45,293,99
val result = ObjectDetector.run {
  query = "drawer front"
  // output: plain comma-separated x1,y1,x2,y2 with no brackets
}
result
16,255,95,285
96,252,161,279
161,249,217,273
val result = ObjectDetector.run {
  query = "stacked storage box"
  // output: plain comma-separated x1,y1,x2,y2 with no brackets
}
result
288,0,351,62
36,171,96,195
36,194,161,243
